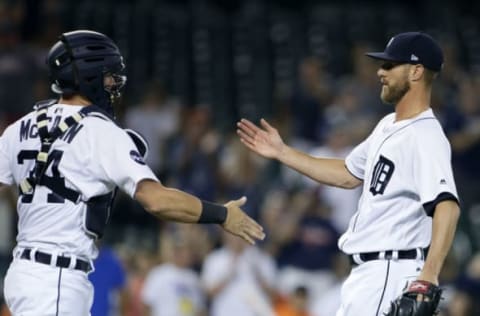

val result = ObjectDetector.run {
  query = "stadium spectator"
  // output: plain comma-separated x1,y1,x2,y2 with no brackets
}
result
141,226,205,316
201,232,277,316
89,245,128,316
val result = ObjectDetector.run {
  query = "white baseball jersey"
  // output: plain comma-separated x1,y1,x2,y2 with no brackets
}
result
201,246,277,316
0,103,158,260
141,263,205,316
339,108,458,254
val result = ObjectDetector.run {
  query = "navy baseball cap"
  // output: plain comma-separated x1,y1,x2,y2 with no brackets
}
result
366,32,444,72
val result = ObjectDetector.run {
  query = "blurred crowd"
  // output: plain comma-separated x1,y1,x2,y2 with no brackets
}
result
0,0,480,316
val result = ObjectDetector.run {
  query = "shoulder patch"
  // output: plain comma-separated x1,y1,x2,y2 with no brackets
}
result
130,150,146,165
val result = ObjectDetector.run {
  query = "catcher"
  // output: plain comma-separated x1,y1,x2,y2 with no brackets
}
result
0,30,265,316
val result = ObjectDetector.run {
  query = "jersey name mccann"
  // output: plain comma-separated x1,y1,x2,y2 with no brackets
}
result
20,117,84,144
0,104,158,260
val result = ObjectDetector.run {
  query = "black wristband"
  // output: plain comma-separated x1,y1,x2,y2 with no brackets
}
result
198,200,228,224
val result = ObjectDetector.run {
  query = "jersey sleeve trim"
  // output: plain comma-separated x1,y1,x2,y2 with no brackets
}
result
0,175,13,185
344,162,363,180
129,176,160,198
422,192,459,217
0,180,11,187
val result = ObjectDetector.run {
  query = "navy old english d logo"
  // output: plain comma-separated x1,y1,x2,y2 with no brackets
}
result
369,155,395,195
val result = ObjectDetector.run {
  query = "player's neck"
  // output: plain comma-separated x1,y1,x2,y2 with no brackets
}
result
58,94,91,106
394,88,431,122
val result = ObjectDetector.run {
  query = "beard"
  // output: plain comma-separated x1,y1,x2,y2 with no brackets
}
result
380,78,410,105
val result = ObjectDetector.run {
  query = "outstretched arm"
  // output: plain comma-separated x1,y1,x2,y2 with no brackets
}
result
237,118,361,189
418,200,460,285
134,179,265,245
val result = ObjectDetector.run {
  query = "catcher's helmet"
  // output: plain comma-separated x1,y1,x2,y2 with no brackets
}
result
46,30,126,116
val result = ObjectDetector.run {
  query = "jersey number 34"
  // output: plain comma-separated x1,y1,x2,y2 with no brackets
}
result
17,149,68,204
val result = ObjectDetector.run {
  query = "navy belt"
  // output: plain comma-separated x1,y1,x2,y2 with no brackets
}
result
349,248,427,266
20,248,92,273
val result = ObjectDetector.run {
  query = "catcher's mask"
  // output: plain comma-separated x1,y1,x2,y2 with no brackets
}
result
46,30,127,117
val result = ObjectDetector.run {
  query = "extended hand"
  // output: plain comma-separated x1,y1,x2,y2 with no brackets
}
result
237,118,285,160
222,196,265,245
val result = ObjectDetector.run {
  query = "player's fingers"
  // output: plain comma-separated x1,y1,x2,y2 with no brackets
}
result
237,130,257,148
238,119,262,135
246,216,264,235
232,196,247,206
237,126,255,142
260,118,275,133
249,226,266,240
240,231,255,245
238,138,259,153
236,121,254,138
237,125,259,143
243,215,265,241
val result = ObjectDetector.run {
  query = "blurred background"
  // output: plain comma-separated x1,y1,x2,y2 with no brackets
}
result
0,0,480,315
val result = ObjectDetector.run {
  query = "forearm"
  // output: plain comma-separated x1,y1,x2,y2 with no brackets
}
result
278,146,360,189
420,200,460,284
137,179,263,244
135,179,204,223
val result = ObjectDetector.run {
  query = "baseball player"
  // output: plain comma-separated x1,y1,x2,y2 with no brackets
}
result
237,31,460,316
0,30,264,316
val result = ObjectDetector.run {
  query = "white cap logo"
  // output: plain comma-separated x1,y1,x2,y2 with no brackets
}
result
387,37,394,48
411,54,419,61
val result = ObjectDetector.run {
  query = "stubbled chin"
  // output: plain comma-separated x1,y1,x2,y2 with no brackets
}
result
380,87,391,104
381,86,388,97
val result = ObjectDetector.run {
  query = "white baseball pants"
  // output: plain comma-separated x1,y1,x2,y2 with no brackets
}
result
4,258,93,316
336,259,424,316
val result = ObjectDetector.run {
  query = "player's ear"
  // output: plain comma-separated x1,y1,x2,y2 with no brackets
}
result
409,64,424,82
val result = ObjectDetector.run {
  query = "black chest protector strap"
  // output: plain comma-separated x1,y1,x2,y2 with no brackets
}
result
19,101,111,203
19,100,118,239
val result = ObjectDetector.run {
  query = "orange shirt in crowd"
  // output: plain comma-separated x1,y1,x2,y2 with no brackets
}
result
274,296,310,316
